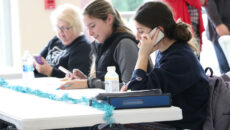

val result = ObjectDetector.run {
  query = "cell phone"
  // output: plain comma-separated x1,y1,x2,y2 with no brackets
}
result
58,66,72,74
149,27,164,45
34,56,44,65
58,66,78,79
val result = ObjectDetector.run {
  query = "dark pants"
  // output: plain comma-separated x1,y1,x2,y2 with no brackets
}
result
0,120,16,130
90,123,176,130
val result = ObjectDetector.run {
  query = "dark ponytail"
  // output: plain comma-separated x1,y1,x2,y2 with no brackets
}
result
173,20,192,42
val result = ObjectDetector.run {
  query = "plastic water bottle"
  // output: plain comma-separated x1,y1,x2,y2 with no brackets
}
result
104,66,119,92
22,50,34,79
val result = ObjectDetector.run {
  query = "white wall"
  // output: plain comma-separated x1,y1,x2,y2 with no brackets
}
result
18,0,81,56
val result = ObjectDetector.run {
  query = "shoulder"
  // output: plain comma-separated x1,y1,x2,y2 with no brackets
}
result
72,35,91,49
74,35,90,45
110,32,137,44
116,38,138,50
161,41,199,69
114,38,138,59
48,36,61,44
46,36,62,49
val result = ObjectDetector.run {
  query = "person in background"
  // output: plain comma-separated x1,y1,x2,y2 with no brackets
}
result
204,0,230,74
34,4,91,78
163,0,205,59
58,0,140,90
122,1,209,129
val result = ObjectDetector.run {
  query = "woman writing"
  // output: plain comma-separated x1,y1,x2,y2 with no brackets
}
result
59,0,139,89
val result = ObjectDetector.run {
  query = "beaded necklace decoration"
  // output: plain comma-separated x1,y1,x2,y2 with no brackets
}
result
0,78,114,126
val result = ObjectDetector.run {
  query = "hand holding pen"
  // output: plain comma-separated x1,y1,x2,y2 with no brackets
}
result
120,81,130,92
58,79,88,90
59,66,87,80
57,66,88,90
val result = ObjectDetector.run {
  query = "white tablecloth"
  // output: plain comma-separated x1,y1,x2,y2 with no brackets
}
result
0,78,182,130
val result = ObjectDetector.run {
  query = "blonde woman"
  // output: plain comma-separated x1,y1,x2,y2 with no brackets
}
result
34,4,91,78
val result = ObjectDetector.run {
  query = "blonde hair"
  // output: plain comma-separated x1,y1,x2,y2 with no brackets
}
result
83,0,133,35
50,4,83,35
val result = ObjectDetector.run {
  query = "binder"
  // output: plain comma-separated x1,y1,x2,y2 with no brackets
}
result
95,89,171,109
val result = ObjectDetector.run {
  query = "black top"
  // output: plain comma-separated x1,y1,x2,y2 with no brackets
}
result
128,41,209,130
35,35,91,78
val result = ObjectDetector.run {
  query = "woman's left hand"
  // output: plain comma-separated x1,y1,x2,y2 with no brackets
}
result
58,79,87,90
34,57,52,76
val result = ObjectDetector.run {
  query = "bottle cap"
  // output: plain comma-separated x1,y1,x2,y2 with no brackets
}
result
107,66,116,71
24,50,30,55
23,50,31,58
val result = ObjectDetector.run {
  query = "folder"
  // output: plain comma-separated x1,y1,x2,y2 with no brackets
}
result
95,89,171,109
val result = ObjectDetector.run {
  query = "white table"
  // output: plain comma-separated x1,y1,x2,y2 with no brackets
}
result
0,78,182,130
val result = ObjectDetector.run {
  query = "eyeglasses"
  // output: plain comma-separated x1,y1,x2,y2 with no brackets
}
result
56,26,72,32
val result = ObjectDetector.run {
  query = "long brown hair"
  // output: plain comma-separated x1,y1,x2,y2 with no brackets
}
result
83,0,133,35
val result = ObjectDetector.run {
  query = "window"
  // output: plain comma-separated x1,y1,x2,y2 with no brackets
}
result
111,0,145,32
112,0,144,11
0,0,20,74
0,0,12,68
112,0,156,65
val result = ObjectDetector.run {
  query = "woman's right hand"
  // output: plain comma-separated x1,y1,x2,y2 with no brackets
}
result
65,69,87,80
120,82,130,92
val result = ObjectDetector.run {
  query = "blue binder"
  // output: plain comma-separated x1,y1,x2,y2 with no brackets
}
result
95,89,171,109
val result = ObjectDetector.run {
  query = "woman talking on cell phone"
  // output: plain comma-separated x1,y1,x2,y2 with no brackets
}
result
121,1,209,129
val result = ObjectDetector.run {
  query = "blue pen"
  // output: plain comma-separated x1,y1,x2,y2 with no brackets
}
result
56,84,70,90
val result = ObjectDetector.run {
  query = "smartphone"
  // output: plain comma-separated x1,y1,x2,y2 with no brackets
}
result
34,56,44,65
58,66,79,79
58,66,72,74
149,27,164,45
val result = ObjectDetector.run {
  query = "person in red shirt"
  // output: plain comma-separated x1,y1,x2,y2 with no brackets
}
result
163,0,205,59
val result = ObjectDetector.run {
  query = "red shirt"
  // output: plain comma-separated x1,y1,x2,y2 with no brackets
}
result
163,0,205,50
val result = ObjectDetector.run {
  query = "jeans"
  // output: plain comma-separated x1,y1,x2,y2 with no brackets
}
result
213,38,230,73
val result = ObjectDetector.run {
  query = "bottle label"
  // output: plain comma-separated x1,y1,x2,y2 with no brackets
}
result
105,77,119,80
105,79,119,93
23,64,34,72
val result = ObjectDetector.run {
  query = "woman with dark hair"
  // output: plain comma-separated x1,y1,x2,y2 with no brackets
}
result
122,1,209,129
58,0,140,90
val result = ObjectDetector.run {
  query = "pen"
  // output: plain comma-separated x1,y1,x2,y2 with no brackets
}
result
56,85,70,90
58,66,72,74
